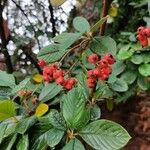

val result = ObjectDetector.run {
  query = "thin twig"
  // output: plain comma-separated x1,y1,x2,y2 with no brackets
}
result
48,0,56,37
100,0,112,35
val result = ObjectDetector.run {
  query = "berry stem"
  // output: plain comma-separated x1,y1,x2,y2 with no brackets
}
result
65,60,79,75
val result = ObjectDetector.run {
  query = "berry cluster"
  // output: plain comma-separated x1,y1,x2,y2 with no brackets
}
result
38,59,77,90
86,53,115,88
19,89,31,97
19,89,37,105
137,26,150,48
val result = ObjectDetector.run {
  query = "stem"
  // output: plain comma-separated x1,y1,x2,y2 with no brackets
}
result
58,44,80,66
100,0,112,35
48,0,56,37
65,59,79,75
23,100,32,113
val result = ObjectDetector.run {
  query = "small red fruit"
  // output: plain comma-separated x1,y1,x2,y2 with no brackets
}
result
88,54,99,64
26,90,31,97
19,89,26,97
86,78,96,88
93,68,101,77
102,53,115,65
56,76,65,85
53,70,64,79
38,59,46,68
98,60,108,68
32,97,37,105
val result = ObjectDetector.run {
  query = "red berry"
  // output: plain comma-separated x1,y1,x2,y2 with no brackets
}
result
143,28,150,37
98,60,109,68
68,78,77,85
19,89,25,97
141,39,148,48
93,68,101,77
86,78,96,88
63,82,73,90
102,53,115,65
50,64,58,71
43,74,53,82
102,66,112,75
137,26,145,34
87,70,94,78
88,54,99,64
26,90,31,97
63,78,77,90
136,34,146,41
99,74,108,80
32,97,37,105
53,70,64,79
38,59,46,68
43,66,53,76
56,76,65,85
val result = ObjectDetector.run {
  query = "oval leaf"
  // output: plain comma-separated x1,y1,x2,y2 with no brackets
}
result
79,120,131,150
35,104,49,117
110,78,128,92
0,100,16,121
73,16,90,33
32,74,43,83
139,63,150,77
39,83,63,102
62,139,85,150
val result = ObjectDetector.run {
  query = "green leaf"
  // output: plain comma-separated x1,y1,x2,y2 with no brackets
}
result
0,100,16,121
62,88,85,129
0,71,16,88
77,72,89,100
112,61,126,76
139,64,150,77
90,104,101,121
0,134,17,150
16,116,37,134
38,44,63,63
121,70,137,85
16,134,29,150
39,32,82,62
62,139,85,150
90,36,117,56
53,33,81,47
0,87,11,99
0,121,17,144
73,16,90,33
108,73,117,84
31,134,47,150
94,81,113,99
90,15,109,33
137,76,150,90
79,120,131,150
48,110,66,130
11,78,30,94
39,83,63,102
46,128,64,147
131,54,143,64
110,78,128,92
117,48,133,60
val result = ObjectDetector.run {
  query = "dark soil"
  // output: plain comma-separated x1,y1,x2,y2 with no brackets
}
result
100,94,150,150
